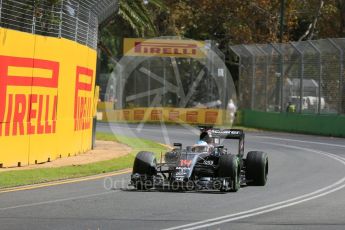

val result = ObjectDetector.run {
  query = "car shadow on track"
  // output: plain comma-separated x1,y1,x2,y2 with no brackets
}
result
115,185,249,194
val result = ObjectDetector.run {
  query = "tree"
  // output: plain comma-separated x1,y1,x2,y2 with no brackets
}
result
98,0,345,93
118,0,166,37
339,0,345,36
97,0,167,96
99,0,167,66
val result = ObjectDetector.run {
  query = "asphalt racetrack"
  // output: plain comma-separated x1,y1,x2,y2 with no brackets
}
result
1,123,345,230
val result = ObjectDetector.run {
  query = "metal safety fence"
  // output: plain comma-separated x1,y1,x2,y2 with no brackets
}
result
103,38,233,112
230,38,345,115
0,0,119,50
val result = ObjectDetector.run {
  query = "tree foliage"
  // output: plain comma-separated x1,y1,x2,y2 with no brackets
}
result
158,0,344,44
102,0,344,54
118,0,166,37
99,0,345,80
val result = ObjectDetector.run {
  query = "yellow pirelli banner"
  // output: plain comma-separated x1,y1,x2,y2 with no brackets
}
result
0,27,97,167
123,38,206,58
101,107,224,125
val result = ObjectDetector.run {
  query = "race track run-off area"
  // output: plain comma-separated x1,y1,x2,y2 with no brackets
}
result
0,123,345,230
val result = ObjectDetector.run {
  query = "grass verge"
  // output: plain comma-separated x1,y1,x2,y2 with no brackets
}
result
99,121,262,132
0,133,167,189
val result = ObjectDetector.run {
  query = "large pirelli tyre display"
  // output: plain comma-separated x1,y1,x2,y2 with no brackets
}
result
245,151,268,186
218,154,240,192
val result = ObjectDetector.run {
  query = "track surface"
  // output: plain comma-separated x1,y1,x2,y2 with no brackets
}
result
1,123,345,230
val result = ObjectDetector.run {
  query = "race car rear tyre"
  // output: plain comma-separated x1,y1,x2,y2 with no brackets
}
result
132,151,157,190
218,154,240,192
245,151,268,186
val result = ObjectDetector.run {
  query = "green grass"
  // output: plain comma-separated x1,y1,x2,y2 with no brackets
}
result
0,133,167,189
99,120,262,132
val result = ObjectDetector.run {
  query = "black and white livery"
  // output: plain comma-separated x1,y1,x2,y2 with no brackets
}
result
130,127,268,192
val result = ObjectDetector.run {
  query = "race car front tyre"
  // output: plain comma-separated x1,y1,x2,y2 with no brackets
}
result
132,151,157,190
133,151,157,175
218,154,240,192
245,151,268,186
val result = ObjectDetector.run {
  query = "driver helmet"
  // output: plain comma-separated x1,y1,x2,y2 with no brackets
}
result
196,140,208,145
192,141,209,153
200,131,213,144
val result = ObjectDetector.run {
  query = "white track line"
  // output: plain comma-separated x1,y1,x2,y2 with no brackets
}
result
162,141,345,230
252,135,345,148
0,191,115,211
185,182,345,230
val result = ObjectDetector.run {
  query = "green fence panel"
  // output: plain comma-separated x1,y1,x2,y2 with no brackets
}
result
242,110,345,137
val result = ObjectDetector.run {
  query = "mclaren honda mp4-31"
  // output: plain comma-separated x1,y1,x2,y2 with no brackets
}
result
130,127,268,192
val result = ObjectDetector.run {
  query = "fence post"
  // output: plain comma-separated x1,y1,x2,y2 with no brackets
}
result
271,44,283,112
94,22,99,49
308,41,322,114
280,47,284,112
58,0,64,38
0,0,3,24
74,1,79,42
32,9,36,34
238,55,242,109
242,45,255,110
290,42,304,113
328,38,343,115
256,45,269,112
86,10,91,46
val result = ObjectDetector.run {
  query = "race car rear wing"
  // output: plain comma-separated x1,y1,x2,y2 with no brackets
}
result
203,128,245,157
212,129,244,139
198,126,244,139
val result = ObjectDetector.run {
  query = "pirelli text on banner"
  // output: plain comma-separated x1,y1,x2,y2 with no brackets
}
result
0,55,95,137
74,66,94,131
123,38,206,58
0,55,59,137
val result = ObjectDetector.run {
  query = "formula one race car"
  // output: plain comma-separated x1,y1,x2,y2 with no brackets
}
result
130,127,268,192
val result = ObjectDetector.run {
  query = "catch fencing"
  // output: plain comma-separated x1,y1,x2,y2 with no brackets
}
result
230,38,345,115
0,0,119,49
107,38,232,111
